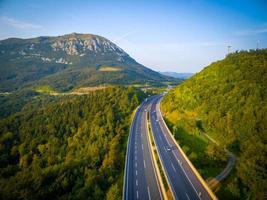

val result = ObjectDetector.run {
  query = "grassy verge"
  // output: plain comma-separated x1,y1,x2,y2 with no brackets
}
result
163,118,226,179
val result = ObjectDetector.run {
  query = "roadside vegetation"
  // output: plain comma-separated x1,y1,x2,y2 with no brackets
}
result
161,49,267,199
0,87,146,200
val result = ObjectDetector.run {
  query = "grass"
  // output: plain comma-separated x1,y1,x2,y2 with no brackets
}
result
73,86,109,93
163,114,237,200
164,118,226,179
147,117,173,200
35,85,56,93
98,66,122,72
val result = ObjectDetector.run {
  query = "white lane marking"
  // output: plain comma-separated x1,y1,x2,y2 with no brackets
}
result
135,155,137,160
156,105,200,195
186,193,191,200
142,144,144,150
172,148,201,200
171,163,177,172
135,162,137,168
137,190,139,199
147,186,151,200
136,179,138,186
136,170,138,176
143,160,146,168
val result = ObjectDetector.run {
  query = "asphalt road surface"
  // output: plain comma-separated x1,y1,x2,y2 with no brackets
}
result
123,99,163,200
149,95,213,200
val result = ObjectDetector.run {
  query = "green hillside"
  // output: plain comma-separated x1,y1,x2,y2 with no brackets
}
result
0,33,178,92
161,49,267,199
0,87,145,200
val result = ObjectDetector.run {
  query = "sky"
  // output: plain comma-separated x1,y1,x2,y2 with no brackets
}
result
0,0,267,72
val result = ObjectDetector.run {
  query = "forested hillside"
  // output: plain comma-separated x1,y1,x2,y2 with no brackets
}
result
0,87,145,200
161,49,267,199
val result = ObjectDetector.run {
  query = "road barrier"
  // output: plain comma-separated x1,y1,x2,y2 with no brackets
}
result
146,109,171,200
158,98,218,200
122,106,139,200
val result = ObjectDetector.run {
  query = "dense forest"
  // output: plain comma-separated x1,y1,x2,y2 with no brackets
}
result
0,87,145,200
162,49,267,199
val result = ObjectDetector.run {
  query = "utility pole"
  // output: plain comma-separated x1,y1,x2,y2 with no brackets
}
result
227,45,232,55
257,40,259,50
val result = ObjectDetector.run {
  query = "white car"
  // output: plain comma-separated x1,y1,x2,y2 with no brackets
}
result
166,147,171,151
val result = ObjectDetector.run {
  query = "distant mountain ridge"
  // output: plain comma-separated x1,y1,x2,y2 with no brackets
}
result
0,33,178,91
159,71,194,79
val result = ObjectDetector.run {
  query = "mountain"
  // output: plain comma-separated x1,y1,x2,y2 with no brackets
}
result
161,49,267,199
159,71,194,79
0,33,178,92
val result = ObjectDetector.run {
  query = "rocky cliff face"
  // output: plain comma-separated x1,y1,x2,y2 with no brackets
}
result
50,33,128,57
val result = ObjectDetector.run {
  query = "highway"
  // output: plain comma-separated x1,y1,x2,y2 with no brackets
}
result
123,99,163,200
149,95,213,200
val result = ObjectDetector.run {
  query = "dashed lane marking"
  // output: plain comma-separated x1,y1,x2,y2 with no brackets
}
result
147,186,151,200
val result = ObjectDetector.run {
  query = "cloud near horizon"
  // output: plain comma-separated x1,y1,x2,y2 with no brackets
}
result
0,16,43,29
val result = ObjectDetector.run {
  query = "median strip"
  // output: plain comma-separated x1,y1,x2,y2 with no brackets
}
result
146,110,174,200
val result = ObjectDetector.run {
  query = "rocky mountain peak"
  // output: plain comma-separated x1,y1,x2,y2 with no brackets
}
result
50,33,128,56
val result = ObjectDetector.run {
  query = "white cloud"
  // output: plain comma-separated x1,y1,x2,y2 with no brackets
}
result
0,16,43,29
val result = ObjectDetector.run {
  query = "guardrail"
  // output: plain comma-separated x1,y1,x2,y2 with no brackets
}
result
146,109,170,200
158,98,218,200
122,106,139,200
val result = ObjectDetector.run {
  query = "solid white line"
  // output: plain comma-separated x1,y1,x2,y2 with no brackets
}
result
151,99,179,200
171,141,201,200
136,190,139,199
136,179,138,186
142,144,144,150
144,160,146,168
154,99,201,199
147,186,151,200
186,193,191,200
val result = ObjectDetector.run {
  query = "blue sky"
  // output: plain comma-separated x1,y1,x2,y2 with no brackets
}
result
0,0,266,72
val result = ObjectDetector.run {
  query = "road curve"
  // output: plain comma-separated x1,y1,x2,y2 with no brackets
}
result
123,99,163,200
149,95,215,200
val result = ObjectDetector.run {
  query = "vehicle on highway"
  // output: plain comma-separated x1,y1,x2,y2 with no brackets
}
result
166,147,171,151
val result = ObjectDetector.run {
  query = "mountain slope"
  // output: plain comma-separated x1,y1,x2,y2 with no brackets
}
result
161,49,267,199
0,33,177,92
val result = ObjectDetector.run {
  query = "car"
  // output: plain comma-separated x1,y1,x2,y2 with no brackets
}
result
166,147,171,151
